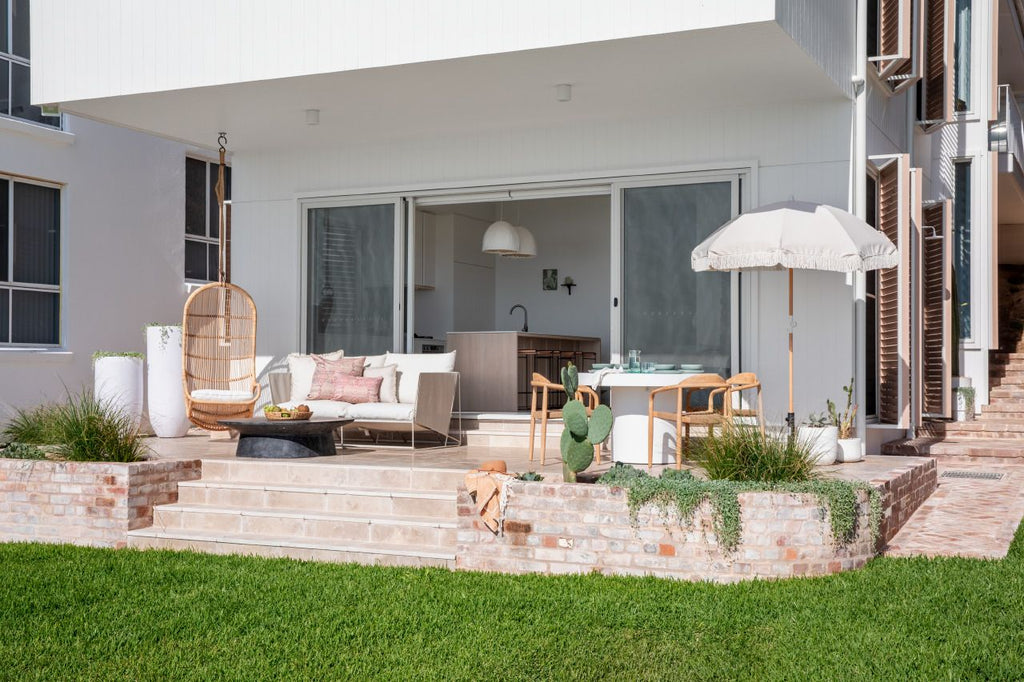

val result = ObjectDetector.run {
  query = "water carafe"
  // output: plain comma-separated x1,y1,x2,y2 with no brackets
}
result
628,349,641,371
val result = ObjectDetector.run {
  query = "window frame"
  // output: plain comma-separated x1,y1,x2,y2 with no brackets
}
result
184,155,229,284
952,157,973,343
0,173,63,348
0,0,62,129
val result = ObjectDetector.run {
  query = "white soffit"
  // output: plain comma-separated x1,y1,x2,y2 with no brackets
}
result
53,23,846,152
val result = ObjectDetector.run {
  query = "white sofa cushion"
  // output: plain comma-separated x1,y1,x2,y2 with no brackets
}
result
346,402,416,421
364,364,398,403
286,349,343,403
384,351,456,404
278,399,352,419
190,389,255,403
364,354,388,368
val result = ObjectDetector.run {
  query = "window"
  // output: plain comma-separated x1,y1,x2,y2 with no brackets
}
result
953,160,971,339
865,173,879,419
0,0,58,128
0,176,61,345
185,157,230,282
952,0,971,112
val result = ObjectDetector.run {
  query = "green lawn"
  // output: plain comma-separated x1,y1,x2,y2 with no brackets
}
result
2,530,1024,681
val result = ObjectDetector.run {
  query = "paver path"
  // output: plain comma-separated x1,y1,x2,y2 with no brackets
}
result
885,460,1024,559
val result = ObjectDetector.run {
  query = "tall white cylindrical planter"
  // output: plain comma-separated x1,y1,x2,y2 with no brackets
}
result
94,355,144,431
797,425,838,466
146,326,191,438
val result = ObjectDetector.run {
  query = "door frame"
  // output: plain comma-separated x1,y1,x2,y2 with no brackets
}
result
610,171,746,370
298,195,406,354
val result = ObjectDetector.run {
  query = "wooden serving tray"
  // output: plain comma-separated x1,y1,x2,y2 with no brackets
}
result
264,411,313,421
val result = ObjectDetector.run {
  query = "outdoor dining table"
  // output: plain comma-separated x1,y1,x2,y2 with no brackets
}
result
577,371,726,465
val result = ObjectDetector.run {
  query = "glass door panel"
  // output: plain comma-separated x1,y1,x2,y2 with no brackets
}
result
621,181,736,374
306,202,398,355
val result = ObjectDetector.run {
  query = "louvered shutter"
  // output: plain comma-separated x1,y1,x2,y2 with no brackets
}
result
886,0,923,93
919,201,953,419
873,0,912,78
920,0,954,129
874,154,912,426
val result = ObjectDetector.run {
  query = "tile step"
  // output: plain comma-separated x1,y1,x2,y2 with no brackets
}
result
127,527,455,567
197,460,466,491
177,481,458,517
151,503,458,546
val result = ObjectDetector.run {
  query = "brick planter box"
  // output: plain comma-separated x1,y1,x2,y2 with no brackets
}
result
0,458,201,548
457,459,936,582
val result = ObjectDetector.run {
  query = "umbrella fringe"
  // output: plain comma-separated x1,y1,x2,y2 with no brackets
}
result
691,252,899,273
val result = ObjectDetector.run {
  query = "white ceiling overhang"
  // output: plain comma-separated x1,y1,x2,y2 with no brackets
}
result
53,22,848,152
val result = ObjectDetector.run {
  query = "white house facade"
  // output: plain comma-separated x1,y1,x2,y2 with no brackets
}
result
20,0,1024,453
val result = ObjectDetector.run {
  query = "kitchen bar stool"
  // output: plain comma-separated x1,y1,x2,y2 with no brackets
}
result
516,348,538,411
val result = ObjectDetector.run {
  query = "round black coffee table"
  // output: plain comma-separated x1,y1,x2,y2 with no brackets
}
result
218,417,352,459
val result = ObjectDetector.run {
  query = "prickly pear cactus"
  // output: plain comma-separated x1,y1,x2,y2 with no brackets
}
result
557,362,614,483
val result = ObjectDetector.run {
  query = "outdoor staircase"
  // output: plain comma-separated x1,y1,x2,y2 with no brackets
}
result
883,267,1024,460
128,459,461,567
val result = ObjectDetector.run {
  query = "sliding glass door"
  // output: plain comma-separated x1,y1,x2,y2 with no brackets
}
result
614,178,738,374
304,200,403,355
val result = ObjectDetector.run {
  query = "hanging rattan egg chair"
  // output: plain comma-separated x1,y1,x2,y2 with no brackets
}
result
182,133,261,431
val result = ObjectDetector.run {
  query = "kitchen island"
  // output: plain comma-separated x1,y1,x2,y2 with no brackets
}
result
446,332,601,412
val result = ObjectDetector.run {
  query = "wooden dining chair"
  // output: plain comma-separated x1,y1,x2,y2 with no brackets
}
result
647,373,729,469
528,372,603,466
724,372,766,435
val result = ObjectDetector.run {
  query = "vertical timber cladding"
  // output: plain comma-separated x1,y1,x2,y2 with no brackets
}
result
920,202,953,418
875,155,912,426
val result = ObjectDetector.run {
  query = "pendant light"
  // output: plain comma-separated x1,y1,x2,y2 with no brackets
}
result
505,225,537,259
482,201,519,254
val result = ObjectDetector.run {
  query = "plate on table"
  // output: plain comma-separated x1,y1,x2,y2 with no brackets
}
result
653,363,676,370
591,363,613,370
652,369,684,374
678,364,704,371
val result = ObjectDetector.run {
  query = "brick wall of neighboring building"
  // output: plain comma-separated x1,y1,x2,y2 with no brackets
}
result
0,459,201,548
456,459,936,582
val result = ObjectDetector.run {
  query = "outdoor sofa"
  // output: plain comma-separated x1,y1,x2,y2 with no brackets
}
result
270,351,459,447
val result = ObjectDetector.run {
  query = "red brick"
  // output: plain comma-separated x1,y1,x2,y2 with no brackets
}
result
658,543,676,557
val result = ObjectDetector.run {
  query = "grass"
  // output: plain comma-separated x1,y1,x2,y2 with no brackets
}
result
696,424,817,483
2,530,1024,681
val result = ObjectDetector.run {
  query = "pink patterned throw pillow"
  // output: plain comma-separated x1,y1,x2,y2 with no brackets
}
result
307,355,366,400
331,375,383,404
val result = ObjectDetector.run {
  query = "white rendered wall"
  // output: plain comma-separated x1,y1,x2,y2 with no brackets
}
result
230,96,855,421
0,116,192,417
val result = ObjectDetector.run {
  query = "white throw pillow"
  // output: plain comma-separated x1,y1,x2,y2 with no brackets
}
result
364,364,398,403
286,349,343,403
384,351,456,404
364,354,388,369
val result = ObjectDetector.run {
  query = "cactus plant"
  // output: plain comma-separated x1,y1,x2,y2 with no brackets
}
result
558,362,613,483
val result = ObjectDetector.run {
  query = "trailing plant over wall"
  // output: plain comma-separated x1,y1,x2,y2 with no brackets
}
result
598,467,881,552
0,442,49,460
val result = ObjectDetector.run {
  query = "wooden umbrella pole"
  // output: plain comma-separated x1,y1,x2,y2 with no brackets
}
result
787,268,795,436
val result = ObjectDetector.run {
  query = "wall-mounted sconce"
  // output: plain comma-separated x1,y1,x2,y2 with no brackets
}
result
561,276,576,295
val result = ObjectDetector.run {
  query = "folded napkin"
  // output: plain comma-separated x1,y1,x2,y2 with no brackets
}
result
588,367,623,388
464,460,514,534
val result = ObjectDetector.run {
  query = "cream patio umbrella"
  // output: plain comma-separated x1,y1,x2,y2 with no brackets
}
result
691,201,898,432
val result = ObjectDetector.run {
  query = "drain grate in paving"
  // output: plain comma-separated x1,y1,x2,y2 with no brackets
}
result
941,470,1005,481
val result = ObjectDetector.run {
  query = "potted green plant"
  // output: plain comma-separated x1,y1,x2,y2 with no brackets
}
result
956,385,976,422
797,412,837,465
92,352,144,431
828,378,861,462
144,323,191,438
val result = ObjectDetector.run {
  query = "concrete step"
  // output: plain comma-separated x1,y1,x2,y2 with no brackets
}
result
127,527,455,568
151,503,457,547
177,480,458,518
197,460,466,492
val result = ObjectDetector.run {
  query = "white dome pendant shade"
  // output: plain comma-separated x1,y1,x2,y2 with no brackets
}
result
481,220,520,254
504,226,537,259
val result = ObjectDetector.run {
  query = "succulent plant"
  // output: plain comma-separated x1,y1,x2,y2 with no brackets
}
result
559,362,613,483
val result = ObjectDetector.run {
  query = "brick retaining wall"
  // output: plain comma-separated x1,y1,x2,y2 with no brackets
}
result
456,459,937,582
0,458,201,548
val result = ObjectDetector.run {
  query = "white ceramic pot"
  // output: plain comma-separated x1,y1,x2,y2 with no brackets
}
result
954,377,975,422
798,425,838,465
836,437,863,463
146,326,191,438
94,355,144,430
